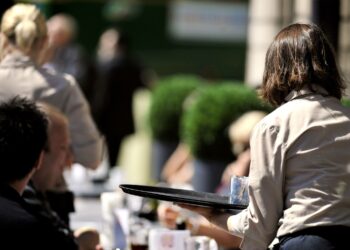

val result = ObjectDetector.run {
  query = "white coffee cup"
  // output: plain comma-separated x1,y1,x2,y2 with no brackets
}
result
148,228,190,250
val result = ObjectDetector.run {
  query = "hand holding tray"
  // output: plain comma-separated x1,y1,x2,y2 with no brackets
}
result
119,184,247,210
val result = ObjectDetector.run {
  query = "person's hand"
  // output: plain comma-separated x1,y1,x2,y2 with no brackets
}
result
177,203,233,232
157,203,181,229
176,203,214,221
74,226,102,250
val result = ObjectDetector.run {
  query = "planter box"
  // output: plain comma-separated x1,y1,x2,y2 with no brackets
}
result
191,158,227,193
152,140,178,181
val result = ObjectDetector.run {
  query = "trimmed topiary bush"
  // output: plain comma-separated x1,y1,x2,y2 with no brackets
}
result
181,82,272,163
149,75,203,142
341,98,350,107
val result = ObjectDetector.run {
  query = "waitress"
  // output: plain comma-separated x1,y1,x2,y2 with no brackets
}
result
182,23,350,250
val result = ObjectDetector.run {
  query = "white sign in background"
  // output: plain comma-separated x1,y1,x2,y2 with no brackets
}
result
168,1,248,42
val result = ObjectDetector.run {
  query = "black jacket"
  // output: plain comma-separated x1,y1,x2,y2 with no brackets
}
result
0,183,78,250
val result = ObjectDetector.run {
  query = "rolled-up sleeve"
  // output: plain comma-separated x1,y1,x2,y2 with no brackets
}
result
228,122,284,250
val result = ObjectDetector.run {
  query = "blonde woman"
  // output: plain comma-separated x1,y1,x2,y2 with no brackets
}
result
220,110,267,185
0,4,102,170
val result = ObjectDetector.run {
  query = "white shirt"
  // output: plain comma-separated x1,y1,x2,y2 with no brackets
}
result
228,87,350,249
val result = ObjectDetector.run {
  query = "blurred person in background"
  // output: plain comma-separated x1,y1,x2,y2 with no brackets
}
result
218,110,267,193
92,28,148,168
95,28,119,69
0,3,103,224
0,3,102,171
45,13,96,102
161,143,193,185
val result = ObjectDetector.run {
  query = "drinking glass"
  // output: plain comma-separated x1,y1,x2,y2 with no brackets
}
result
229,175,249,206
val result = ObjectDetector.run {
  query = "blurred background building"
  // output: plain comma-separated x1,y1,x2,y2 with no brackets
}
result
16,0,348,90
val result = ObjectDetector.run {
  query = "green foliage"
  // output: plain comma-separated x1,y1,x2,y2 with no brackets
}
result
341,98,350,107
181,83,272,162
149,75,202,142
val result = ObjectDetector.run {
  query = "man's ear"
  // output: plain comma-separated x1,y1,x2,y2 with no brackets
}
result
34,151,45,171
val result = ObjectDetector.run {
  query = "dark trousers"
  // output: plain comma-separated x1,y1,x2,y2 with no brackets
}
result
105,135,123,168
274,226,350,250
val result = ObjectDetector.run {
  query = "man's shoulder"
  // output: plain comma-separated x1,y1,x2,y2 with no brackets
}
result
0,193,42,233
0,193,77,249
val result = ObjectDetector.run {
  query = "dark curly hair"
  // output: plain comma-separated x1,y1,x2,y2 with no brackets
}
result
260,23,345,107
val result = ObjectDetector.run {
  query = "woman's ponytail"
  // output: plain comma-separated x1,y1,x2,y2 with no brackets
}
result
14,19,38,54
0,4,47,58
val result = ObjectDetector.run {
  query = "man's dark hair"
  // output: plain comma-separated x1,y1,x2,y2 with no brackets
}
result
0,96,48,183
261,23,345,107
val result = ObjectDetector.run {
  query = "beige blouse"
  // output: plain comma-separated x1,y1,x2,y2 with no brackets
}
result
228,87,350,249
0,52,103,169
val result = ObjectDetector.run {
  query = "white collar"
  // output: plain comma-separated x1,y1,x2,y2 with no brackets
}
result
0,51,35,68
284,85,329,102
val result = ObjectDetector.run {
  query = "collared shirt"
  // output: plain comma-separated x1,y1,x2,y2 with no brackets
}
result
0,51,103,169
228,87,350,249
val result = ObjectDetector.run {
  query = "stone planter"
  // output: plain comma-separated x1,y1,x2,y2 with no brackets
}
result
191,158,227,193
152,140,178,181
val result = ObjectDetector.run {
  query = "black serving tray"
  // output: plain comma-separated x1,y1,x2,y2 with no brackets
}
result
119,184,247,210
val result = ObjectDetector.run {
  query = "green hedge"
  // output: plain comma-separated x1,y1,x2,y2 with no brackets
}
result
341,98,350,107
149,75,203,142
181,83,272,162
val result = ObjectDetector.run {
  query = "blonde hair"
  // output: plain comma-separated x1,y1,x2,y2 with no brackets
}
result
229,111,267,154
0,4,47,57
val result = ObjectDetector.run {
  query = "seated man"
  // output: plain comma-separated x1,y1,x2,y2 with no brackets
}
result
23,103,103,250
23,103,78,249
0,97,73,249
